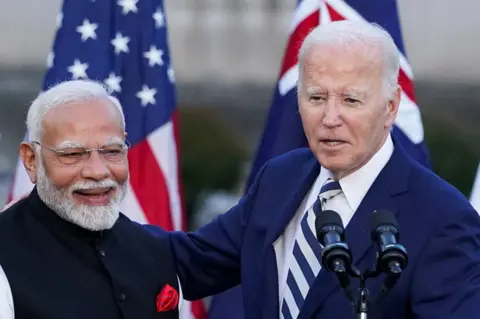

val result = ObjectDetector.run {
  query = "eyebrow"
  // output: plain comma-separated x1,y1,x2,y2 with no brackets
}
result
103,136,125,146
342,91,366,99
55,141,83,149
305,87,366,99
54,137,125,149
306,87,324,95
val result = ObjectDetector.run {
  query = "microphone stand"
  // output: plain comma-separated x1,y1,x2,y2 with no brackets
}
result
353,267,378,319
356,282,369,319
349,260,404,319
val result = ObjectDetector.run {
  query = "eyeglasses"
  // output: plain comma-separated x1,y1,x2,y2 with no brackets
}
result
32,141,130,166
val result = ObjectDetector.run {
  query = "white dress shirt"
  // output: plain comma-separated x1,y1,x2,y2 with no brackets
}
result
0,265,14,319
275,134,394,308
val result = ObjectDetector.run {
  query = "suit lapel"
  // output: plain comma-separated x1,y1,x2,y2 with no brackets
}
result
264,157,320,248
298,142,411,319
260,153,320,319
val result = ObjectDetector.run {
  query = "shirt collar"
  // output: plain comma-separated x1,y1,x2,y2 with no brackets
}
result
318,134,394,212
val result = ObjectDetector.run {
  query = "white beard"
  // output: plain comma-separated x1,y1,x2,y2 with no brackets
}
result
35,161,127,231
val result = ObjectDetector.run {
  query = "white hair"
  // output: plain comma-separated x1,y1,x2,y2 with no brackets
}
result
297,20,400,99
26,79,125,142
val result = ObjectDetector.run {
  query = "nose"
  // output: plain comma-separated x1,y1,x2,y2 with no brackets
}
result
80,151,110,181
322,98,342,128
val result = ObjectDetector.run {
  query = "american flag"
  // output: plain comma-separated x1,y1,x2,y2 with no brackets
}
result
7,0,206,318
208,0,430,318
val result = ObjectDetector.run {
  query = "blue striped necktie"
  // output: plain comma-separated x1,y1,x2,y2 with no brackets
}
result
281,178,342,319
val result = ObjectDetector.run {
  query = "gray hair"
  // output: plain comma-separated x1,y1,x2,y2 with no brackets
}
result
298,20,400,99
26,79,126,142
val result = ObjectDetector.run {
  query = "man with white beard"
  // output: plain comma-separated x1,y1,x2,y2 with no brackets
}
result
0,80,182,319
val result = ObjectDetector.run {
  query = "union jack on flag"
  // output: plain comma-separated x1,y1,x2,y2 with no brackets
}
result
7,0,205,318
208,0,430,318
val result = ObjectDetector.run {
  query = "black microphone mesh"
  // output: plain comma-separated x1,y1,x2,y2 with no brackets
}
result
315,210,343,230
370,210,398,231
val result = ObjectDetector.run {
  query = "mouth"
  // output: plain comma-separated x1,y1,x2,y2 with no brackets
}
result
72,187,114,205
320,139,347,147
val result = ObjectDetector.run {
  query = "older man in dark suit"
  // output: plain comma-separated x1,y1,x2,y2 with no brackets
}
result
169,20,480,319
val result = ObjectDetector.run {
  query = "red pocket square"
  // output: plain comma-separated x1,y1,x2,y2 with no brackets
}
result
156,284,179,312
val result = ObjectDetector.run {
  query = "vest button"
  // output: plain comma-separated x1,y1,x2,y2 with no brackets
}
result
118,293,126,301
98,249,106,257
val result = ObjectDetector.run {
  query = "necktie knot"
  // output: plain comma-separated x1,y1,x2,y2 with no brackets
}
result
319,178,342,202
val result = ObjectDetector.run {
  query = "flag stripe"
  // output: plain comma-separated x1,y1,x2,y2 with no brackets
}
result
326,2,345,21
147,120,183,231
288,0,321,34
121,183,149,225
279,65,299,96
171,111,188,232
398,69,416,102
279,12,319,77
396,92,424,143
128,139,174,231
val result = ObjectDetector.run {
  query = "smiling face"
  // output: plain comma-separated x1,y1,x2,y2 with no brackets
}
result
20,98,129,231
298,42,401,179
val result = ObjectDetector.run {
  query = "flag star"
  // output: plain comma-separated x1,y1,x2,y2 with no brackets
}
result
111,32,130,54
117,0,138,15
67,59,89,79
153,7,165,28
167,66,175,83
136,85,157,106
46,52,54,68
143,45,164,67
56,12,63,29
104,72,122,93
76,19,98,41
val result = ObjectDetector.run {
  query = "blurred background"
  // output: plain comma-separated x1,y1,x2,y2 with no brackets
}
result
1,0,480,231
1,0,480,317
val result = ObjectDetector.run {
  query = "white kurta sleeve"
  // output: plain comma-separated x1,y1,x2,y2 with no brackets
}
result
0,265,14,319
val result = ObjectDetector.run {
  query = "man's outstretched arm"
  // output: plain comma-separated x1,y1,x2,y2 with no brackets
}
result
169,162,269,300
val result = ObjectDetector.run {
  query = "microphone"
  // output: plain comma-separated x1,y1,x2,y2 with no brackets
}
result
315,210,358,300
370,210,408,294
370,210,408,274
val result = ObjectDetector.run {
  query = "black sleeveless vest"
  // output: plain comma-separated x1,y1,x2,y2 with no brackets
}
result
0,187,179,319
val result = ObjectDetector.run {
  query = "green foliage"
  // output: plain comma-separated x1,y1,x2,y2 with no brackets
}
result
423,114,479,197
178,106,249,219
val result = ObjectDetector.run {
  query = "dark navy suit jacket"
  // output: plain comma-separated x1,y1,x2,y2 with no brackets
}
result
170,142,480,318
